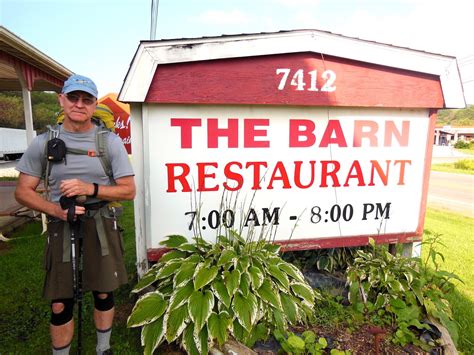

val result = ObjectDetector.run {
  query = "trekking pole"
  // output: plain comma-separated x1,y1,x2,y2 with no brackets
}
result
77,218,85,355
60,196,83,355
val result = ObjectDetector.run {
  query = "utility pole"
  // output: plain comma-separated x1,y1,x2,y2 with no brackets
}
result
150,0,159,40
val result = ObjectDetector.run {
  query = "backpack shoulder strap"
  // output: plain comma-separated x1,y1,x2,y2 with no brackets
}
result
43,124,60,200
96,126,115,185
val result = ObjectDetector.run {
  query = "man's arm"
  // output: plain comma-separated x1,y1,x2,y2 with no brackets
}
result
15,173,84,221
59,176,136,202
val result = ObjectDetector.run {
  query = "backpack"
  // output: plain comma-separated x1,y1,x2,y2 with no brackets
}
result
43,114,116,199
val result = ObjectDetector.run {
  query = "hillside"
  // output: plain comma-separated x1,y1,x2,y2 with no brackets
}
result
0,92,473,130
437,105,474,127
0,91,59,133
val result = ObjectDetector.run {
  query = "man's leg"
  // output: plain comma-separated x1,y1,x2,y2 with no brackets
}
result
93,291,115,354
50,299,75,354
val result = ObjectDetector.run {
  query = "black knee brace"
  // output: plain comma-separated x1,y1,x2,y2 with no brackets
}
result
93,291,114,311
50,298,74,326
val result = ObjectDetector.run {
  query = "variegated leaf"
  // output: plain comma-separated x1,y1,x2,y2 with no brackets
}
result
189,290,214,333
237,255,250,272
141,317,165,355
268,264,290,290
256,279,282,310
240,273,251,297
127,292,166,328
211,279,231,308
131,271,158,294
176,243,199,253
165,303,189,343
194,264,219,290
182,323,200,355
217,249,237,267
159,249,187,263
248,266,264,289
224,269,241,296
208,311,231,346
263,243,281,254
232,292,257,332
291,282,315,305
278,262,305,283
155,261,181,280
169,281,194,311
194,325,209,354
280,293,299,324
173,262,198,288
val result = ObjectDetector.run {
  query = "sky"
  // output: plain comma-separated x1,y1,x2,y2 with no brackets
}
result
1,0,474,104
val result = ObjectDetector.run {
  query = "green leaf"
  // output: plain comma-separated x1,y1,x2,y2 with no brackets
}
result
302,330,316,344
232,318,245,344
224,269,241,296
272,308,287,329
218,249,237,267
174,262,198,288
232,292,257,332
291,282,315,305
165,303,189,343
246,322,269,348
169,281,194,310
189,290,214,333
127,292,167,328
194,263,219,290
280,293,299,324
240,273,251,297
288,334,305,351
131,271,158,294
237,255,251,272
182,323,200,355
278,262,305,283
208,312,231,346
194,325,209,355
211,279,231,308
256,279,282,310
159,249,188,263
156,261,182,280
388,279,404,292
160,234,188,247
248,266,264,289
263,243,281,254
176,243,199,253
268,264,290,289
141,317,165,355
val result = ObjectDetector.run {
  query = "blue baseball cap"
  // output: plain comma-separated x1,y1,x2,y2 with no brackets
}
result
62,74,98,98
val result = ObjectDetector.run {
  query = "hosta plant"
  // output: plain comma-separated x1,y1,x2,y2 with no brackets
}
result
346,236,461,349
127,232,320,354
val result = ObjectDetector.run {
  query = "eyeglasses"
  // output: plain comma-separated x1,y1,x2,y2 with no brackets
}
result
65,93,96,106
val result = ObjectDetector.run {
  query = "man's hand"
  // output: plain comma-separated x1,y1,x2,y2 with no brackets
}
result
60,179,93,198
53,203,85,222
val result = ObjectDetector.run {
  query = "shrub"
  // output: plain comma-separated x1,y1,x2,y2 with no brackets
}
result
346,237,461,349
454,140,469,149
454,159,474,171
127,232,320,354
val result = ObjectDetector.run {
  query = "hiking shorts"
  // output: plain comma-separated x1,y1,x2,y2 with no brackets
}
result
42,208,128,300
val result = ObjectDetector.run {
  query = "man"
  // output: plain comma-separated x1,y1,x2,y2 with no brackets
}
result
15,74,135,354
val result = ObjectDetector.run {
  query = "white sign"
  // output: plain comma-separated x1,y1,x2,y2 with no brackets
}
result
143,105,429,248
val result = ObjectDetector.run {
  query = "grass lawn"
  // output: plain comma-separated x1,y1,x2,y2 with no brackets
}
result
0,201,142,354
1,202,473,353
431,158,474,175
423,208,474,352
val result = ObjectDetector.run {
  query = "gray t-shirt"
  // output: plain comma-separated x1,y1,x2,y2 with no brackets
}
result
16,124,134,202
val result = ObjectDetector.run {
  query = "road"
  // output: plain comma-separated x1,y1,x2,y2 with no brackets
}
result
427,171,474,218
